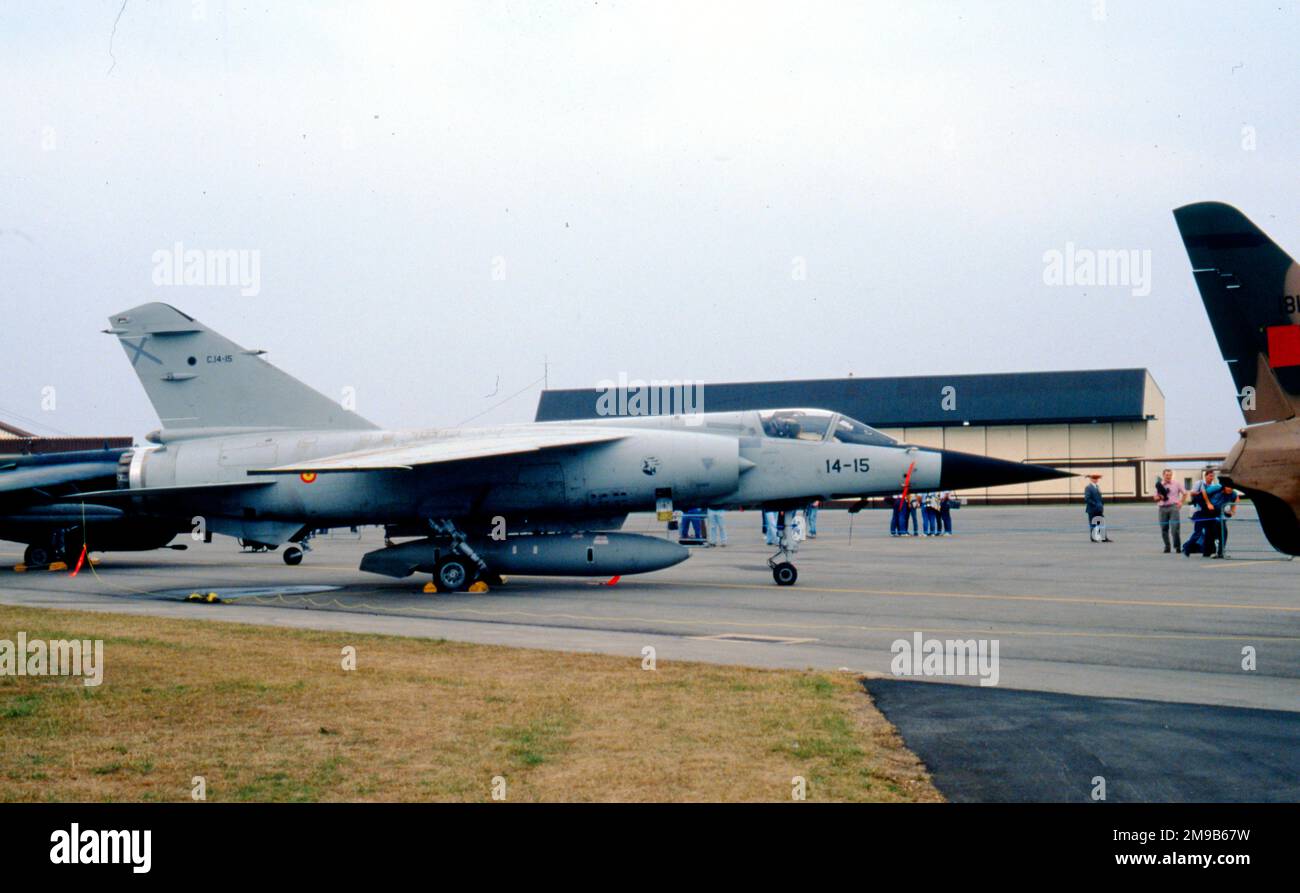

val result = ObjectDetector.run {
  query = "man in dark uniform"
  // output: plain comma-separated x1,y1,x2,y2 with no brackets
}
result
1084,473,1110,542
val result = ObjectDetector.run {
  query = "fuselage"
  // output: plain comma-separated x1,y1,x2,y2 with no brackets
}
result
120,408,940,539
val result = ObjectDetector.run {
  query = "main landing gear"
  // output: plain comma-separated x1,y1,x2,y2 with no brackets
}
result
23,527,75,568
24,543,54,568
282,530,316,566
238,530,315,565
426,519,490,593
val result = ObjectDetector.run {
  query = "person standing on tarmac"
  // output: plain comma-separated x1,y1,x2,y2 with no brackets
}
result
1153,468,1187,554
1206,482,1240,558
906,493,920,536
938,490,955,535
706,507,728,547
1084,473,1111,542
923,492,941,536
1183,469,1218,556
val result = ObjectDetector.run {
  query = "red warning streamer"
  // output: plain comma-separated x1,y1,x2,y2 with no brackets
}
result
69,544,87,577
900,461,917,502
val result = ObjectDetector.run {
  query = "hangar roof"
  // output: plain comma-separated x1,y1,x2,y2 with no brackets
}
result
534,369,1160,428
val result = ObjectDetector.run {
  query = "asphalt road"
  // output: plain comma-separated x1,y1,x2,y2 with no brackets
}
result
2,503,1296,801
866,679,1300,802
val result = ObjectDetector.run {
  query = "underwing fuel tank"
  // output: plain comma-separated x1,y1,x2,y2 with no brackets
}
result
359,531,689,579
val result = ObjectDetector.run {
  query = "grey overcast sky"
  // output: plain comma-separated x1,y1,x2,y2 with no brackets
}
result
1,1,1296,453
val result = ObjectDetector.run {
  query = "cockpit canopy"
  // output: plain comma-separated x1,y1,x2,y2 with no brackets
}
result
757,409,896,446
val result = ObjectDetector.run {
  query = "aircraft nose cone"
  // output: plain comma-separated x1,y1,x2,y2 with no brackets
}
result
938,450,1071,490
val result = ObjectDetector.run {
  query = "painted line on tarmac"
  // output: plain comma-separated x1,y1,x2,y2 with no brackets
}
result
226,593,1300,644
630,577,1300,614
164,560,1299,614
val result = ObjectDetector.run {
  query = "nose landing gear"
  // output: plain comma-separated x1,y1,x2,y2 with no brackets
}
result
770,560,798,586
767,527,800,586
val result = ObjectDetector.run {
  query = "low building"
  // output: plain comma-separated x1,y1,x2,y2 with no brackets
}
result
0,420,133,456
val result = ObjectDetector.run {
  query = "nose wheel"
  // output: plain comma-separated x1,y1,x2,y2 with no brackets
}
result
767,531,800,586
771,561,798,586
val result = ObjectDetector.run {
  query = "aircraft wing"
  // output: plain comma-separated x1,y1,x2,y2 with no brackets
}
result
249,429,626,475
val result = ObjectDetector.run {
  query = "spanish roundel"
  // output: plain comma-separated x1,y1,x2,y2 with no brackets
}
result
1266,325,1300,368
300,472,318,484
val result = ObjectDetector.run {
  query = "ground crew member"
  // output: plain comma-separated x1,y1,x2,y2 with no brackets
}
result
1206,483,1239,558
706,507,728,547
1084,473,1110,542
1184,469,1217,556
938,490,955,535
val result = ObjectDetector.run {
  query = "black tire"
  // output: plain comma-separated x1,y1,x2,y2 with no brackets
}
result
283,546,303,566
772,562,798,586
434,557,474,592
24,544,50,568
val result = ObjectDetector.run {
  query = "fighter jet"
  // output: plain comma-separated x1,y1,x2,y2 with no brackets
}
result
73,303,1068,588
1174,201,1300,555
0,446,186,567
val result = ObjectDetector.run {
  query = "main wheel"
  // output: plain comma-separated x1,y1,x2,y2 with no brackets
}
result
282,546,304,566
24,544,50,568
433,556,474,592
772,562,798,586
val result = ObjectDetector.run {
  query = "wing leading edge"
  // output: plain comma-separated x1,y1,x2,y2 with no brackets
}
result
248,429,627,475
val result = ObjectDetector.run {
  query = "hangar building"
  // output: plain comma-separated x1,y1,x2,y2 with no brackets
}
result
536,369,1186,503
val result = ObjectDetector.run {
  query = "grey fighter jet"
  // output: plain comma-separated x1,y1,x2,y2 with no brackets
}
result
0,447,186,567
75,303,1068,588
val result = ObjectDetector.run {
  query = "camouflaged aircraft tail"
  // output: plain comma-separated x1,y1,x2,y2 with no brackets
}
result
1174,202,1300,424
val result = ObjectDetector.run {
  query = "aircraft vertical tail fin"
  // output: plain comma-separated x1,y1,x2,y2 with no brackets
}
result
1173,202,1300,424
107,303,378,433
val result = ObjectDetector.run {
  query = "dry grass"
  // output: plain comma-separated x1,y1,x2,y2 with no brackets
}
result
0,605,940,802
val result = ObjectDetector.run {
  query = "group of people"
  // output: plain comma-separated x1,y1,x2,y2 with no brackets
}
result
1161,467,1239,558
678,507,731,547
887,491,955,536
762,503,819,546
679,504,824,548
1084,468,1240,558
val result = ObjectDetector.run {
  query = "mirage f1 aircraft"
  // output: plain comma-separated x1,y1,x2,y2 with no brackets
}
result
72,303,1068,589
1174,201,1300,555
